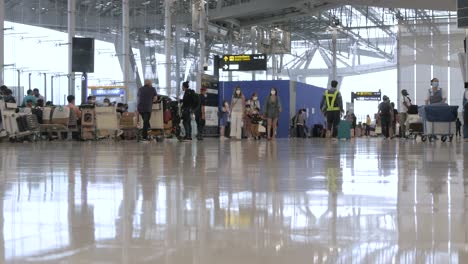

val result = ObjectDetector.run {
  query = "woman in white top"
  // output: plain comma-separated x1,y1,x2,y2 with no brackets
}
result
230,87,245,140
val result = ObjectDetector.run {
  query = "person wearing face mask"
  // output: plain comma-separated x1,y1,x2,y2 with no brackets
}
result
426,78,447,105
230,87,246,140
263,88,282,140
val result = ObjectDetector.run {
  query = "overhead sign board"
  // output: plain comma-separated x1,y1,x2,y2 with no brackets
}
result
351,91,381,102
219,54,267,72
458,0,468,28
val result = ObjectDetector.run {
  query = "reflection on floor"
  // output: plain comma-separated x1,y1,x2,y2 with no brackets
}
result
0,138,467,263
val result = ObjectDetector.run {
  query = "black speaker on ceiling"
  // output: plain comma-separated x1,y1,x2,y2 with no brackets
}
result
72,37,95,73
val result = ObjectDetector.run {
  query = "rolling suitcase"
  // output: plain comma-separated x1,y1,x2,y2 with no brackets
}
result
16,116,28,132
337,120,351,140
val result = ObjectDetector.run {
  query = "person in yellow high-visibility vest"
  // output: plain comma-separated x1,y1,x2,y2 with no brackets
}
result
320,80,344,138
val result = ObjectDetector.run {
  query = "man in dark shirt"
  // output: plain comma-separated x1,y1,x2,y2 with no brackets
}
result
181,81,195,141
137,79,158,141
195,87,207,140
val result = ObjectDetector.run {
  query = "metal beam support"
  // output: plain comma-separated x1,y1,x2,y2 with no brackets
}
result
67,0,75,96
122,0,130,104
165,0,173,96
0,0,4,85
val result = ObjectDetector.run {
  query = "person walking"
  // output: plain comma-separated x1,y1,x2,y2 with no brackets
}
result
219,100,229,140
263,88,282,140
320,80,343,139
366,115,371,136
195,87,207,140
400,89,412,138
378,95,393,140
230,87,245,140
456,118,462,137
295,109,306,138
181,81,198,141
137,79,158,142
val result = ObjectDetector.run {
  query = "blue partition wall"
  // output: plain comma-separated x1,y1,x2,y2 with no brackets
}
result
219,80,291,138
295,82,326,128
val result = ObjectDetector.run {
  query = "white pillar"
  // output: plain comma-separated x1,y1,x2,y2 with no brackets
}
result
251,26,257,81
122,0,130,103
228,31,233,82
165,0,173,96
331,29,337,81
197,1,207,92
175,25,182,98
0,0,4,85
67,0,75,95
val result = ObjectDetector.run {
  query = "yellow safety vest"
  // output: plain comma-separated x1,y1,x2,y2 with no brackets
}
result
325,90,340,111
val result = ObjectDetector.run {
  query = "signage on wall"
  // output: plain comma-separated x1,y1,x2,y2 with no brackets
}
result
351,91,381,103
219,54,267,72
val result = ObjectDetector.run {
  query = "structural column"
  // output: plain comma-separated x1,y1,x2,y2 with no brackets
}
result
165,0,173,96
251,26,257,81
122,0,130,103
0,0,4,85
174,25,182,98
197,0,207,92
67,0,76,95
331,28,338,81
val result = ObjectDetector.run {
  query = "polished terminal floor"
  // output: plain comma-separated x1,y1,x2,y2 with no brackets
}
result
0,138,467,263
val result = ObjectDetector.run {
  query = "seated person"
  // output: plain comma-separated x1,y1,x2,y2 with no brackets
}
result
22,90,37,107
67,95,81,121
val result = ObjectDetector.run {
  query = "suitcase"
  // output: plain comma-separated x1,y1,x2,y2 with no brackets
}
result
313,124,324,137
26,115,39,130
16,116,28,132
337,120,351,140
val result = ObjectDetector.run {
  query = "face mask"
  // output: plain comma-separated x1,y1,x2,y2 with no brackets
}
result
204,94,207,98
271,91,276,95
253,96,258,101
432,82,439,88
236,91,241,95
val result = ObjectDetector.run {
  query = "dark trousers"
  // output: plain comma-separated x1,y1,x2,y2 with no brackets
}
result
326,111,341,138
195,112,205,138
381,115,391,138
297,125,305,138
366,125,371,136
182,108,192,139
457,127,461,137
140,112,151,139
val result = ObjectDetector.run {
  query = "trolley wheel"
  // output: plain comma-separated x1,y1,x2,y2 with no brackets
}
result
449,135,454,142
441,136,447,142
421,135,427,142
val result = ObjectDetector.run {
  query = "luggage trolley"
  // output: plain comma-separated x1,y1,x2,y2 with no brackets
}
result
406,114,424,140
0,100,40,142
146,101,165,142
419,105,458,142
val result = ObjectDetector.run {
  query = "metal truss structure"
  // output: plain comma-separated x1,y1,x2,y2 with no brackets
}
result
1,0,458,86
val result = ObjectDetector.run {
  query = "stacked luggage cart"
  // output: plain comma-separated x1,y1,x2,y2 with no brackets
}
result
0,99,40,142
418,105,458,142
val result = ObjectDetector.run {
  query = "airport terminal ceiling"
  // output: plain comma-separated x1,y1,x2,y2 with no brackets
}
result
1,0,459,80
